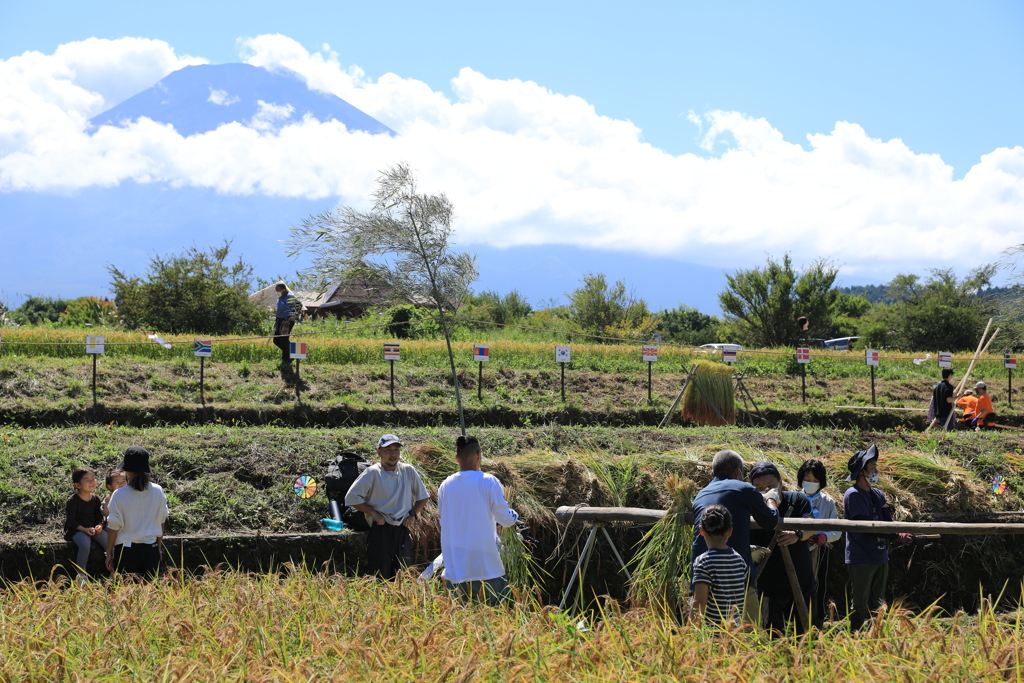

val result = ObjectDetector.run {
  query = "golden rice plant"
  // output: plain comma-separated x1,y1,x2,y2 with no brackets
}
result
680,359,736,426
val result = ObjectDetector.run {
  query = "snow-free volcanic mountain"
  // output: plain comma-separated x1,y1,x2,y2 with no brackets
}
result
89,62,395,137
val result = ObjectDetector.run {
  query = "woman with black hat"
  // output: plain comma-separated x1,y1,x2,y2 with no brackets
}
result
842,444,912,631
105,446,169,580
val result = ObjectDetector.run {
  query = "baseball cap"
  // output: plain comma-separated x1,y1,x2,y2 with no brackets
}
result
976,381,987,390
377,434,403,448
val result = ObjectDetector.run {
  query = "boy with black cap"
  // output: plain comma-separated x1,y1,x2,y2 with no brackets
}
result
843,444,913,631
345,434,430,578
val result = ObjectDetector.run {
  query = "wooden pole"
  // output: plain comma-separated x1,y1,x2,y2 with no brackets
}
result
561,363,566,402
801,364,806,404
647,361,653,404
478,361,483,401
834,406,926,412
779,544,811,632
295,359,301,401
870,365,876,406
92,353,97,408
199,356,205,406
390,359,395,405
1009,368,1013,409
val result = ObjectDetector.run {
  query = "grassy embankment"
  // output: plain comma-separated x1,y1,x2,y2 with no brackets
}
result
2,329,1020,428
2,569,1023,682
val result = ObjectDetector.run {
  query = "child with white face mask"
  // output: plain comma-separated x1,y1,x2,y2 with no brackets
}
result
796,459,841,629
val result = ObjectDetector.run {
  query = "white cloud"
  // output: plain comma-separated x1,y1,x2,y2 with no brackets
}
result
1,35,1023,282
207,88,240,106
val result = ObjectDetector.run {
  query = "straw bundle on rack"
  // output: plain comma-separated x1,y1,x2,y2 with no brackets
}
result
679,360,736,426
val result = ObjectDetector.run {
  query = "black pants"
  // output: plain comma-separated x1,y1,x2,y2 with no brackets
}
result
810,546,830,628
762,591,814,636
112,543,161,580
366,523,411,579
273,318,294,363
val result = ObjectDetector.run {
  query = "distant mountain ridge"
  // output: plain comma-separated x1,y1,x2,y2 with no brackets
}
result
89,63,395,137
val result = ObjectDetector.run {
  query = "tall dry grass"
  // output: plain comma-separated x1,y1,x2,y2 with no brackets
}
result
1,568,1022,681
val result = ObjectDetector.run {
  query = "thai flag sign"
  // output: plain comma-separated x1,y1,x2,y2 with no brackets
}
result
865,349,879,366
938,352,952,369
796,348,810,364
193,340,213,358
290,342,307,360
384,343,401,361
722,349,737,363
1005,354,1017,370
642,345,659,362
85,336,105,354
555,345,571,363
474,344,490,362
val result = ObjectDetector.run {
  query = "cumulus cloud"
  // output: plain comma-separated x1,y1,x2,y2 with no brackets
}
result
1,34,1023,281
208,88,240,106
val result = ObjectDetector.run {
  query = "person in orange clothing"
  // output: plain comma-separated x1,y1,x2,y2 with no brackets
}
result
956,389,978,426
971,382,997,430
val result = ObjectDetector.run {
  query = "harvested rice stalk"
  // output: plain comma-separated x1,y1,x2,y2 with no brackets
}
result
500,524,549,590
680,360,735,426
626,474,697,615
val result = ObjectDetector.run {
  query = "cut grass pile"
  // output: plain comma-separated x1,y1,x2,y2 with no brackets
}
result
2,568,1023,682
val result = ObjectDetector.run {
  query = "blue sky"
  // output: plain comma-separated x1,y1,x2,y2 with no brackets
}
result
1,1,1023,312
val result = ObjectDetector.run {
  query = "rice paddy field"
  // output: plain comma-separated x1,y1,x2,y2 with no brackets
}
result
4,326,1024,680
3,569,1024,682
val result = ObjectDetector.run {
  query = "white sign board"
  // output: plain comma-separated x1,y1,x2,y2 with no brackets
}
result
85,336,105,354
474,344,490,362
796,347,810,364
722,349,737,363
384,343,400,361
1005,354,1017,370
289,341,307,360
193,340,212,358
865,349,879,367
642,345,658,362
555,345,571,363
938,352,952,369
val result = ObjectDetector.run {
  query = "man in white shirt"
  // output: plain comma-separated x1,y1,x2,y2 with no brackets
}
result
437,435,519,605
345,434,430,578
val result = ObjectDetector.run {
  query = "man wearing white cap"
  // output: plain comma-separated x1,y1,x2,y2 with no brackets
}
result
345,434,430,578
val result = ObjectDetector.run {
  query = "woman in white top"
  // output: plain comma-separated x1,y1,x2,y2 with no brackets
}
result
797,458,842,628
105,446,169,580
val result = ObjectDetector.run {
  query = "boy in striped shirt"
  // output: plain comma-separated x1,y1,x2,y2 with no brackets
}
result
692,504,749,625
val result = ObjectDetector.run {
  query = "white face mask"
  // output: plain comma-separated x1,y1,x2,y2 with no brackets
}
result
801,481,821,496
865,472,879,485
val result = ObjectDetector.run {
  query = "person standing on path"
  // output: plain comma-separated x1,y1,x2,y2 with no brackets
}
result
272,281,301,367
437,435,520,605
345,434,430,579
932,368,961,430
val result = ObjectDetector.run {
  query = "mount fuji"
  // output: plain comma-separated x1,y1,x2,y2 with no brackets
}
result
90,62,395,136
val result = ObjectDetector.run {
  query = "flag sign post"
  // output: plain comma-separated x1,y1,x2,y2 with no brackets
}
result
384,343,401,404
290,342,308,399
85,336,105,407
556,345,571,402
474,344,490,400
938,352,952,369
865,349,880,406
642,345,659,404
722,348,737,363
194,340,212,405
796,347,810,404
1006,353,1017,408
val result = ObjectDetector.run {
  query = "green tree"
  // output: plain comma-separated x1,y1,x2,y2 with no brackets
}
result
9,296,72,326
657,305,721,346
829,292,871,338
55,297,118,328
566,273,658,340
108,241,265,334
460,289,532,331
858,267,998,351
288,163,477,433
718,254,839,347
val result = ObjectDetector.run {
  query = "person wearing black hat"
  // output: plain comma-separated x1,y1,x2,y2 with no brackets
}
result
105,446,169,580
931,368,962,430
691,449,779,624
842,444,912,631
748,461,816,635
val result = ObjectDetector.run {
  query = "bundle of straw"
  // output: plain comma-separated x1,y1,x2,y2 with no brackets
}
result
680,360,736,426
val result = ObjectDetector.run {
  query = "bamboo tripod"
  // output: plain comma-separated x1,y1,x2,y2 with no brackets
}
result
926,318,1000,432
558,522,633,611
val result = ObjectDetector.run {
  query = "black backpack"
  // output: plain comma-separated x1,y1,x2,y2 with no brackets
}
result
325,451,371,531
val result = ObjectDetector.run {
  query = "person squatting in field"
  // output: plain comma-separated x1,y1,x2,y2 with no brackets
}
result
691,504,748,625
691,449,779,624
105,446,169,581
345,433,430,579
843,444,913,631
437,435,520,605
748,461,817,636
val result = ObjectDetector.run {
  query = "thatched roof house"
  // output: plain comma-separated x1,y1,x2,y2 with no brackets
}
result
250,274,418,319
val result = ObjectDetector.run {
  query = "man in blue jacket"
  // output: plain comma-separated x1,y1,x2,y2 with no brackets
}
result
273,282,300,366
692,449,779,623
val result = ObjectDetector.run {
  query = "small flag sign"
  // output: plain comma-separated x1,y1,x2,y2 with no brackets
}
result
555,345,571,363
796,348,810,364
289,342,307,360
474,344,490,362
85,336,105,354
938,352,952,369
722,349,737,363
1005,354,1017,370
384,343,401,361
194,340,212,357
865,349,879,366
642,345,659,362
